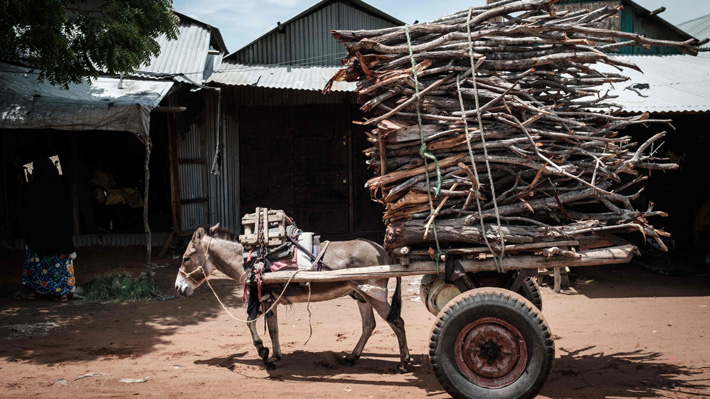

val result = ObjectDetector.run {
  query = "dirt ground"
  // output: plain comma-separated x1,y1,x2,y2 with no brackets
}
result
0,246,709,399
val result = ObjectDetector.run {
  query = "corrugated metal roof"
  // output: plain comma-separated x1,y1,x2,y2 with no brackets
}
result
207,63,355,92
134,18,214,84
226,0,401,66
593,54,710,113
679,14,710,48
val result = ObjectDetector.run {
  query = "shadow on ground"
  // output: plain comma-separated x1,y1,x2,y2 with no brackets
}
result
541,346,710,398
195,344,710,398
0,246,246,365
196,351,444,394
545,264,710,299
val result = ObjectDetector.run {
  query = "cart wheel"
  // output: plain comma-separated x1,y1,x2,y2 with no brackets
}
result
518,277,542,311
430,288,554,399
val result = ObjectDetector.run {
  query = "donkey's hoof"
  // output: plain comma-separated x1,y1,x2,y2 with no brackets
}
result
258,347,270,361
342,355,357,366
396,364,409,374
264,362,276,371
267,356,281,364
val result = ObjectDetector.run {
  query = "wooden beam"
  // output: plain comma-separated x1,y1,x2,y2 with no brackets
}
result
152,106,187,113
261,244,637,284
648,7,666,16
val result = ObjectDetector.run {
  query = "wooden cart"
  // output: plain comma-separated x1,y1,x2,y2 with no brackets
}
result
261,234,637,399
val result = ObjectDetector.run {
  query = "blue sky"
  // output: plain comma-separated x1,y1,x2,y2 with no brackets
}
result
171,0,710,54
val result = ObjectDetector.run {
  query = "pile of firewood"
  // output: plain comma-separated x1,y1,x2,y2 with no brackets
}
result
327,0,707,252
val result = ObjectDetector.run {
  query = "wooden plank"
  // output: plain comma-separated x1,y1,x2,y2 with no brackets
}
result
261,244,637,284
167,115,181,233
406,240,581,256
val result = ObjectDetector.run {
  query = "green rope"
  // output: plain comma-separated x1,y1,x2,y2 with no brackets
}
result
419,144,442,197
404,25,444,273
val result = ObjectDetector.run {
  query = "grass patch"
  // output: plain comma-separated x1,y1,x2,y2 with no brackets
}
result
82,273,160,303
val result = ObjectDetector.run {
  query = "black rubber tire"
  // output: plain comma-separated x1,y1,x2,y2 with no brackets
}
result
429,288,555,399
517,277,542,311
468,271,543,311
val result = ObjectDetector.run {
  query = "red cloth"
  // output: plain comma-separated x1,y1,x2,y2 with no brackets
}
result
269,249,298,271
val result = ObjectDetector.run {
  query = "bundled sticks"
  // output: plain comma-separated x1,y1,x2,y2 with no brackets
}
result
326,0,707,252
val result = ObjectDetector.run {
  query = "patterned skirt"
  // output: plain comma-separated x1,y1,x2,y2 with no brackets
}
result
22,246,77,297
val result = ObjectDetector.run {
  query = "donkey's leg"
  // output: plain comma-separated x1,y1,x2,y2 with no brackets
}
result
343,298,376,366
266,306,282,365
247,315,273,370
351,283,410,373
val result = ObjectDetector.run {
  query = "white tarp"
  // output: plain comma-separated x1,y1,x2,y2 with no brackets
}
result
0,62,174,140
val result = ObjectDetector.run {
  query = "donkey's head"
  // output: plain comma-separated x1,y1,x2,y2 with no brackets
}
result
175,224,221,297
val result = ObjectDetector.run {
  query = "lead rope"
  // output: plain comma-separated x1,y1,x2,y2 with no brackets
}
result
202,266,303,325
203,269,301,325
185,236,303,325
461,6,506,272
404,25,445,273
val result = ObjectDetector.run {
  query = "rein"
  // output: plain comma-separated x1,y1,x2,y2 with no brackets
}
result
180,234,303,325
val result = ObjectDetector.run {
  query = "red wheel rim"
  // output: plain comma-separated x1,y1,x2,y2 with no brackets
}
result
454,317,528,388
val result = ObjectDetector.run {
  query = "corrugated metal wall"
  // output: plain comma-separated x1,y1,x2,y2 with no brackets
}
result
177,121,206,232
229,2,397,66
205,89,241,232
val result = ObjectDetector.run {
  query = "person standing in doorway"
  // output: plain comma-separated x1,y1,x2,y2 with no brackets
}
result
21,156,76,301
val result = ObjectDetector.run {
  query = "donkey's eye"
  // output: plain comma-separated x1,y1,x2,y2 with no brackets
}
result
183,257,191,263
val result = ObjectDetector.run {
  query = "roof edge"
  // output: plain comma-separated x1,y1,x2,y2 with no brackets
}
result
173,10,229,54
622,0,695,41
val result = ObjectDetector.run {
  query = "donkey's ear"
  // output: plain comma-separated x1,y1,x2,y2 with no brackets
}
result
209,223,220,235
194,226,206,240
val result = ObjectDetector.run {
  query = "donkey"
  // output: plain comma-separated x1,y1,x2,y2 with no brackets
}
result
175,224,410,372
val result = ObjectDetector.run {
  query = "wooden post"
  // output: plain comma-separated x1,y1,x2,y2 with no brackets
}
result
167,114,181,234
553,267,562,293
70,132,80,237
144,138,153,286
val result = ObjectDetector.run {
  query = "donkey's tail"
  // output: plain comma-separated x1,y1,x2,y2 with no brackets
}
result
386,277,402,323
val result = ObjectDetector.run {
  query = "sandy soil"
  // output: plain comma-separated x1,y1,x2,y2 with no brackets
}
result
0,247,709,399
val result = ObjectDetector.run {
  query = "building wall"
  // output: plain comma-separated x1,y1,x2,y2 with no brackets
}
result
555,0,689,55
623,7,688,55
229,1,398,66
